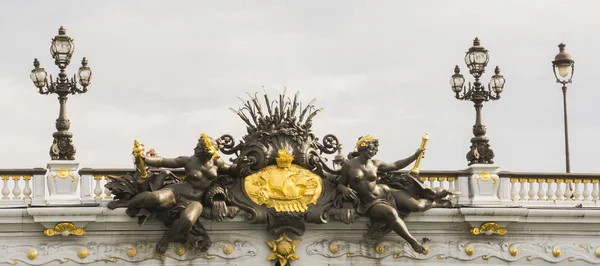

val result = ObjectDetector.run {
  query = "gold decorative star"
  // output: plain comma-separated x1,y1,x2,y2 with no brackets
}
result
266,233,301,266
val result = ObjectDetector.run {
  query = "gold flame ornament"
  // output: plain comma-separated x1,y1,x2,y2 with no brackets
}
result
244,148,322,212
132,139,147,179
200,133,220,159
410,133,429,174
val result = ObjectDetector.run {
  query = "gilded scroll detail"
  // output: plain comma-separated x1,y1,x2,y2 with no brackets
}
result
470,222,507,236
52,168,75,181
43,222,85,237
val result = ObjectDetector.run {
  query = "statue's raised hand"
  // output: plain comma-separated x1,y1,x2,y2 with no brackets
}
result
414,148,425,159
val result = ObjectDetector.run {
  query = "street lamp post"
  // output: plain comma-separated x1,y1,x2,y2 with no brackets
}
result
30,26,92,160
450,38,505,165
551,43,575,173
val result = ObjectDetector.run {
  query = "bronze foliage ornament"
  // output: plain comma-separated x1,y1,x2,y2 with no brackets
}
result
105,89,456,264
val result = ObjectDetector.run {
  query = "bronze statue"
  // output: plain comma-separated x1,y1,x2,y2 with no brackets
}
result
107,133,238,254
104,90,458,262
337,135,452,254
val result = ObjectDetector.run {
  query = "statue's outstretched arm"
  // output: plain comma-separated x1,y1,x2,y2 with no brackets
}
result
216,156,256,175
376,149,422,172
145,156,189,168
215,158,234,174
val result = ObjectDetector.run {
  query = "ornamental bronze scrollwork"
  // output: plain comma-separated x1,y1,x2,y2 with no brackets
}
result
105,89,457,262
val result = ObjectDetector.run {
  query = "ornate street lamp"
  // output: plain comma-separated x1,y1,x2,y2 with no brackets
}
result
552,43,575,173
450,38,505,165
30,26,92,160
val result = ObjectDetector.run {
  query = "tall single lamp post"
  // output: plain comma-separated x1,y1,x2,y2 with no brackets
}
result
30,26,92,160
551,43,575,173
450,38,505,165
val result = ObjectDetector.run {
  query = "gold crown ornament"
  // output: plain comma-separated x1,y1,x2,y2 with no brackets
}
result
276,148,294,168
199,133,220,159
356,135,377,148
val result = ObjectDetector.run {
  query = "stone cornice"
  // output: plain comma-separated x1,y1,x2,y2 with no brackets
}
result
1,206,599,236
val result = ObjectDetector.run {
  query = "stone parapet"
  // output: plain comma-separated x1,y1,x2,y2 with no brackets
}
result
0,207,599,265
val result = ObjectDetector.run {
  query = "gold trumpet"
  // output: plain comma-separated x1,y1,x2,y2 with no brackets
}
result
133,139,148,179
410,133,429,175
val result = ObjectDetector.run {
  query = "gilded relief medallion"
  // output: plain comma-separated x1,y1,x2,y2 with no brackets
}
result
244,148,323,212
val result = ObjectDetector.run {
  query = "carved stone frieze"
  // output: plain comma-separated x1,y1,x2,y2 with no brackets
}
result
306,239,600,263
0,240,256,265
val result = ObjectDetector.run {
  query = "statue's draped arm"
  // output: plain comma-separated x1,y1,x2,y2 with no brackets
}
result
336,164,356,199
145,156,189,168
337,164,350,186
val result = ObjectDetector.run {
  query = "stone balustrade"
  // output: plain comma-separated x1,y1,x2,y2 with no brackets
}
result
0,168,46,207
78,168,187,202
498,172,600,205
0,167,598,208
1,166,598,209
416,170,460,192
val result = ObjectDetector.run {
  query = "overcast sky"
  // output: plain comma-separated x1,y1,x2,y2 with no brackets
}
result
1,1,599,173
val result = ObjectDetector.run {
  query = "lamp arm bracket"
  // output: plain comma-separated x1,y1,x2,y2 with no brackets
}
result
70,84,87,94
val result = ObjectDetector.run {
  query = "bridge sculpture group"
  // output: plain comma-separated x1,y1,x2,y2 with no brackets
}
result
104,90,456,265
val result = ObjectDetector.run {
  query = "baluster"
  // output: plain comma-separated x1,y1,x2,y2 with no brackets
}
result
555,179,565,201
582,180,591,201
428,177,438,190
518,178,527,201
104,176,112,199
573,179,583,200
94,175,103,199
537,178,545,201
1,175,9,199
591,180,599,202
22,175,32,199
546,179,556,201
528,178,537,200
510,178,518,201
438,177,447,190
448,177,456,192
564,180,573,200
420,176,428,187
11,175,22,199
